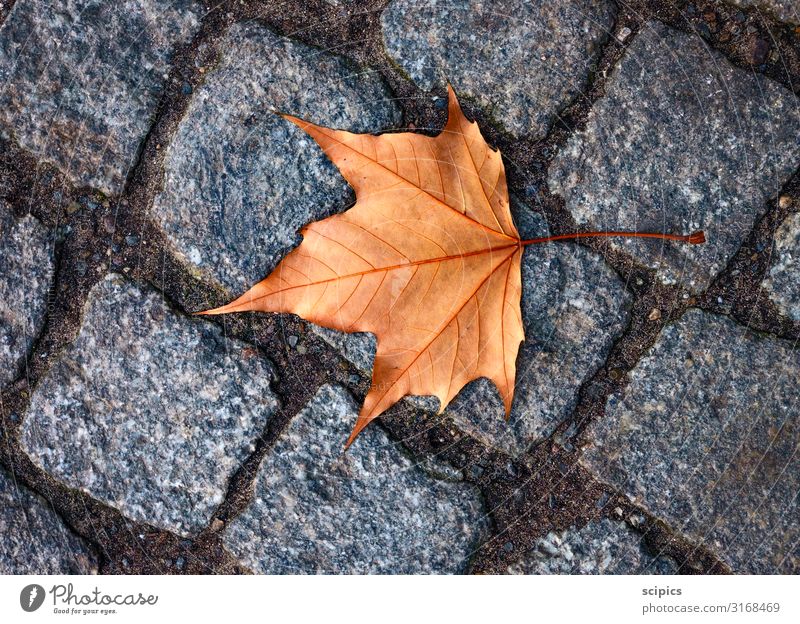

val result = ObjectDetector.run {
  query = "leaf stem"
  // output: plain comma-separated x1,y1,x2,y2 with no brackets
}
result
519,230,706,246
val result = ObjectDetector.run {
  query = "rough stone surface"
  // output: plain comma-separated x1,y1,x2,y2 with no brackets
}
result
0,204,53,388
508,518,678,574
312,326,377,376
22,275,278,536
549,22,800,291
0,0,202,193
224,385,489,574
381,0,616,139
730,1,800,23
0,465,98,574
313,206,631,455
152,22,401,293
582,309,800,573
763,211,800,321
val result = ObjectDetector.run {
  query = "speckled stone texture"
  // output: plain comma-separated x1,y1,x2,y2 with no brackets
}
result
549,21,800,291
152,21,401,294
582,309,800,573
508,519,678,574
0,205,53,388
22,275,278,536
730,1,799,23
0,0,202,193
381,0,616,139
224,385,489,573
763,212,800,320
0,465,97,574
313,207,631,455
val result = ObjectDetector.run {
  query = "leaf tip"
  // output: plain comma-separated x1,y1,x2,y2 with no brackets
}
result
194,301,240,316
279,112,307,128
344,421,367,450
445,83,461,112
345,400,386,448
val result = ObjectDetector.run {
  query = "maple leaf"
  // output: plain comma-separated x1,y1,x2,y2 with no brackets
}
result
200,86,704,447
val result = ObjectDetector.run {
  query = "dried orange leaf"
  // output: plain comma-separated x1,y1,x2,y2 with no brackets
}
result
201,86,703,446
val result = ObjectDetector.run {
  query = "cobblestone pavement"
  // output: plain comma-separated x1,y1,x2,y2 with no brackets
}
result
1,0,798,574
